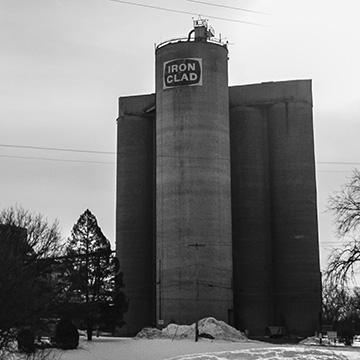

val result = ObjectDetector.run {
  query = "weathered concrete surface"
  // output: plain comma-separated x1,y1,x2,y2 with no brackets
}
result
230,105,273,335
116,94,155,335
268,100,321,336
229,80,321,336
156,41,233,326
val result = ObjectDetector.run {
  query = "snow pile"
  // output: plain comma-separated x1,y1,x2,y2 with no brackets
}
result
136,327,165,339
162,323,195,339
299,336,321,346
195,317,247,341
136,317,247,341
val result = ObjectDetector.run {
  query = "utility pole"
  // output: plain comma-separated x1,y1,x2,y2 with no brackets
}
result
188,243,205,342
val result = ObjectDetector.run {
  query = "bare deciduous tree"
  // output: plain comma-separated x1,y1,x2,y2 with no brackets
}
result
0,205,62,258
326,238,360,284
326,169,360,284
0,205,63,358
322,280,351,324
322,278,360,340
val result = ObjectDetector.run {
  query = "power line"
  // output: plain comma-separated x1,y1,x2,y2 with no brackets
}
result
0,143,359,169
0,144,115,155
0,155,114,165
109,0,265,26
1,143,359,166
1,153,357,170
185,0,271,16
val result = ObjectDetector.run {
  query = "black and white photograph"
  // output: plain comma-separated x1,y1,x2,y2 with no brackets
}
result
1,1,360,359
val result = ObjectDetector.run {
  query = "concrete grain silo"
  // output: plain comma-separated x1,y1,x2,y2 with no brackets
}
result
230,105,273,335
267,95,321,336
116,94,155,335
229,81,321,337
155,19,233,326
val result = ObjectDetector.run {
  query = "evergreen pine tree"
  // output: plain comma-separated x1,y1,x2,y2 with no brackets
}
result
64,209,115,340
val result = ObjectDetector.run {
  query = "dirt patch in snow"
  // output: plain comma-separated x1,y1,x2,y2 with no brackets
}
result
136,317,247,342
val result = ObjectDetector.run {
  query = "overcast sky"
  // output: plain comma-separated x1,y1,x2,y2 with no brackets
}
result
1,0,359,271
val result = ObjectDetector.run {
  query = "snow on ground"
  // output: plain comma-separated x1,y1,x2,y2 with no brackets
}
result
53,337,360,360
55,337,266,360
52,318,360,360
8,318,360,359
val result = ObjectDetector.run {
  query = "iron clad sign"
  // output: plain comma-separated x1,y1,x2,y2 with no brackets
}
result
163,58,202,89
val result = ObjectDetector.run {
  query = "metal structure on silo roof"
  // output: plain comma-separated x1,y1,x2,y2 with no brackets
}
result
155,19,233,326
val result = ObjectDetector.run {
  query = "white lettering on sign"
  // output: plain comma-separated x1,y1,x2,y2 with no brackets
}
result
163,58,202,89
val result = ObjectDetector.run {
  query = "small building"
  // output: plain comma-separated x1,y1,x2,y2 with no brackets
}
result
0,224,29,259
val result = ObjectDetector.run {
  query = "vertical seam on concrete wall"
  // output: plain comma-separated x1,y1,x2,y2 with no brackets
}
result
152,114,157,327
285,101,289,132
266,104,276,326
158,105,163,324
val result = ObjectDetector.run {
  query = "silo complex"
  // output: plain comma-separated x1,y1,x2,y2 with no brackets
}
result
155,24,233,325
116,22,321,337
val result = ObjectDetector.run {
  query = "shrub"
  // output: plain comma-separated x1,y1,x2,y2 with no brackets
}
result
17,328,35,353
54,319,79,350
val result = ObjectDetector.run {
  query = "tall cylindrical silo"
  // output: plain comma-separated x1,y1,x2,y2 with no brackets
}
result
116,98,155,335
268,99,321,336
230,105,273,335
155,23,233,326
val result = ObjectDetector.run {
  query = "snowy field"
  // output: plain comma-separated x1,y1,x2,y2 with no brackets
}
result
52,337,360,360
